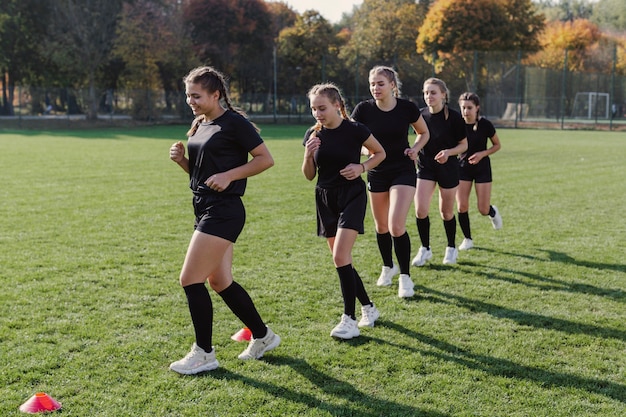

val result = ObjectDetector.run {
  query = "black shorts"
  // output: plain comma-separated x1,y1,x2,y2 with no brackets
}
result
193,194,245,243
417,157,460,189
459,158,493,183
367,165,417,193
315,181,367,237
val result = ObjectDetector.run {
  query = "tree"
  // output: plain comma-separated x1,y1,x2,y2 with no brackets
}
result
592,0,626,32
276,11,337,95
0,0,51,115
184,0,274,96
340,0,430,96
524,19,603,72
416,0,544,71
46,0,124,119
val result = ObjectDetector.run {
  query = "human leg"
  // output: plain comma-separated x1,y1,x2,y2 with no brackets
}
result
440,187,458,264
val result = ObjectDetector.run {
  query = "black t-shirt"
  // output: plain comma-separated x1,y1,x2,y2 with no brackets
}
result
420,106,466,159
462,118,496,161
351,98,421,173
187,110,263,196
303,119,371,188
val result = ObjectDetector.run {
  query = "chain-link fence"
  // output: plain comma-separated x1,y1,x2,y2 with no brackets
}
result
2,49,626,130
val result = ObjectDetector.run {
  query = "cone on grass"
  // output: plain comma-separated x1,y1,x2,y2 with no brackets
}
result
19,392,62,413
230,327,252,342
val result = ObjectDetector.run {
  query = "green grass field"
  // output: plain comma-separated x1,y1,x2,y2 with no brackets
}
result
1,125,625,416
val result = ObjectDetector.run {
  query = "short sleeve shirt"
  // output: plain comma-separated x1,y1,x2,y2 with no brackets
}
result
420,106,466,159
463,118,496,159
351,98,421,173
187,110,263,196
303,119,371,188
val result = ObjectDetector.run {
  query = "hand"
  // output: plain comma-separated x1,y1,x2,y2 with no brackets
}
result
404,147,418,161
304,134,321,158
204,173,232,192
170,141,185,162
339,163,363,180
434,149,450,164
468,152,483,164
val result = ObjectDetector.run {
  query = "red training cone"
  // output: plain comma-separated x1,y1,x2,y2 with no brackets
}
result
19,392,62,413
230,327,252,342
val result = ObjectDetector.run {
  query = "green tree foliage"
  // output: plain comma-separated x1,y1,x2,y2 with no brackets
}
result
183,0,274,95
417,0,544,70
0,0,50,115
276,11,337,95
45,0,125,119
340,0,430,96
592,0,626,32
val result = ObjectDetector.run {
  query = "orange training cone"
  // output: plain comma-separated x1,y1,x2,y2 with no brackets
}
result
230,327,252,342
19,392,62,413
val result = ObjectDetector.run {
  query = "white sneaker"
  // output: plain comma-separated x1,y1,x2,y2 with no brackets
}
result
358,304,380,328
238,327,281,360
459,238,474,251
490,206,502,230
330,314,360,339
376,264,398,286
398,274,415,298
443,247,458,265
169,343,219,374
411,246,432,267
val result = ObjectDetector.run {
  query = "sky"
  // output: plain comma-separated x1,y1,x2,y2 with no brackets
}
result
278,0,362,23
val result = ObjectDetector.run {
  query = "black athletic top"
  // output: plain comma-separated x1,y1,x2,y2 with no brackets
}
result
460,118,496,162
303,119,371,189
419,106,465,168
351,98,421,173
187,110,263,196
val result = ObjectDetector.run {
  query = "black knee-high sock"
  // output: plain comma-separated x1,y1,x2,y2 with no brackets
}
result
393,232,411,275
416,216,430,249
218,281,266,339
352,268,372,307
458,211,471,239
336,265,356,320
488,205,496,217
183,283,213,352
443,217,457,248
376,232,394,267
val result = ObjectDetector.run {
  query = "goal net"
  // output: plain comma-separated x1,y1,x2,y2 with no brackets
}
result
571,92,609,119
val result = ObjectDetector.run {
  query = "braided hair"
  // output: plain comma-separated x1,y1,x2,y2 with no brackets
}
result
458,92,481,131
424,77,450,120
307,83,349,132
369,66,402,98
183,66,259,137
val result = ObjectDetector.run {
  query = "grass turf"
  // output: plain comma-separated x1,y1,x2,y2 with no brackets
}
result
0,125,624,416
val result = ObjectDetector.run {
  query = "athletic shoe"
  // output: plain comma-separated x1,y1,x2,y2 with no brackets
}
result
398,274,415,298
459,238,474,251
169,343,219,375
443,247,458,265
376,264,398,286
238,327,281,360
358,304,380,328
490,206,502,230
411,246,432,267
330,314,360,339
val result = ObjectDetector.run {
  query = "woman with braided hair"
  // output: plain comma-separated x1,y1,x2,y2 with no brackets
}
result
302,83,386,339
168,66,280,374
412,78,467,267
456,92,502,251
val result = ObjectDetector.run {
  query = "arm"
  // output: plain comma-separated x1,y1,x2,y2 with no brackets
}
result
340,134,386,180
204,143,274,192
405,116,430,160
468,132,501,164
434,138,468,164
170,141,190,173
302,133,320,181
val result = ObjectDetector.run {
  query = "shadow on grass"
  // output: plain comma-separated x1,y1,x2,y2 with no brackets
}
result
202,355,449,417
378,319,626,404
417,285,626,342
462,247,626,303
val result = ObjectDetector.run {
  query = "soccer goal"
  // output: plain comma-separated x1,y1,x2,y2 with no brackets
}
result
571,92,610,119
